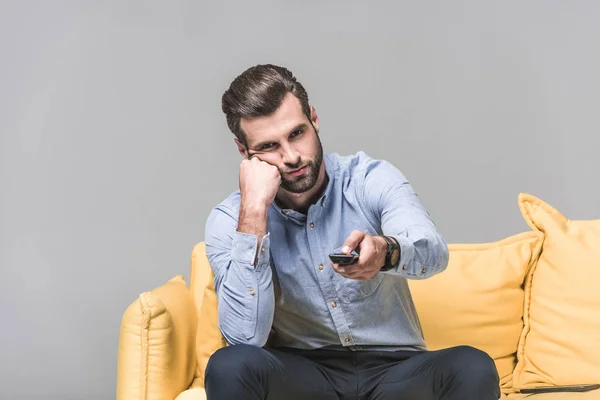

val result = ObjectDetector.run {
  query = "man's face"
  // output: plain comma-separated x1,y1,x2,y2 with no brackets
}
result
237,92,323,194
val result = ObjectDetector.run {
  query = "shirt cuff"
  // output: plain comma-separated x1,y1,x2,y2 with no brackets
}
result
391,234,425,277
231,231,271,267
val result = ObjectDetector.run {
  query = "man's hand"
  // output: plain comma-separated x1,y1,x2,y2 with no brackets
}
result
239,156,281,209
330,230,388,280
237,156,281,264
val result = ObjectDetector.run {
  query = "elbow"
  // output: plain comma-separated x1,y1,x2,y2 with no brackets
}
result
426,230,449,276
437,236,449,272
404,228,449,279
217,299,273,348
219,323,270,348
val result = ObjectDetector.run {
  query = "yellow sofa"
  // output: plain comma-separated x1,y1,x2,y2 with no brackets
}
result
116,193,600,400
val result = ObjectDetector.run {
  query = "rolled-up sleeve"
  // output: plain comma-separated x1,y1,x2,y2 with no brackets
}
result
204,204,274,346
360,159,449,279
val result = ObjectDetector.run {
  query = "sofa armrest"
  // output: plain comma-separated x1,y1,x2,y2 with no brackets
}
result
117,275,198,400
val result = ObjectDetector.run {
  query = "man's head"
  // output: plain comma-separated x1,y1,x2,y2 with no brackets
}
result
222,64,324,194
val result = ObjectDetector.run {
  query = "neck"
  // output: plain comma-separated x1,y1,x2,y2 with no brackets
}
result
275,162,328,213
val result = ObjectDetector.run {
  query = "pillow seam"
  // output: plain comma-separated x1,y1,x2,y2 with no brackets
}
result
139,293,152,400
512,233,544,388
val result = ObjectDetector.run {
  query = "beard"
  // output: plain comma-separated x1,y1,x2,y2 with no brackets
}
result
279,132,324,194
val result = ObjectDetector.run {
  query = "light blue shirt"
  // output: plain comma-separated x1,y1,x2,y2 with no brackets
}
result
204,151,449,351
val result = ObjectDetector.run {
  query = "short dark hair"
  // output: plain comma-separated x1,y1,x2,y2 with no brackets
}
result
221,64,311,144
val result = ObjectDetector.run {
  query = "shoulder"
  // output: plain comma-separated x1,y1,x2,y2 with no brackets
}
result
327,150,375,176
328,151,402,182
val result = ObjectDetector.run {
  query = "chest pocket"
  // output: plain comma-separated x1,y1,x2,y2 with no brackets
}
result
332,272,384,302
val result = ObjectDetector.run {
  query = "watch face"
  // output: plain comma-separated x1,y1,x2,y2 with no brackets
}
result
390,248,400,266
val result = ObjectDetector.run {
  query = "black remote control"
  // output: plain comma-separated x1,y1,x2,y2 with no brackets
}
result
329,253,359,265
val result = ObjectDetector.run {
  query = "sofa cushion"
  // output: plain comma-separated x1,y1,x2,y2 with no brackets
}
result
513,193,600,389
117,275,198,400
408,231,543,392
175,388,207,400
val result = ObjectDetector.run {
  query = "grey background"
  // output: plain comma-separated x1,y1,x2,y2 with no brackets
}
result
1,1,599,399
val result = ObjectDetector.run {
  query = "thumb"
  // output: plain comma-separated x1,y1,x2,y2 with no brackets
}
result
341,230,366,254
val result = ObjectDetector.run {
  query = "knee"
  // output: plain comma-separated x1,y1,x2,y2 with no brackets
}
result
450,346,499,384
205,344,273,383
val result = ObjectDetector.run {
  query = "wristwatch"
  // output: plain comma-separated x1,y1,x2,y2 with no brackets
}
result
379,235,400,271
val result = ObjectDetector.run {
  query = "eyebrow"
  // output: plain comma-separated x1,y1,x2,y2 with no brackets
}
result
251,123,309,150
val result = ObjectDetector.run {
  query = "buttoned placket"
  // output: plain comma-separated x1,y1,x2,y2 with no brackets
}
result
306,195,355,348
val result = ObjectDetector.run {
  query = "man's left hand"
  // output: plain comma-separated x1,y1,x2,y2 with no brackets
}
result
330,230,387,280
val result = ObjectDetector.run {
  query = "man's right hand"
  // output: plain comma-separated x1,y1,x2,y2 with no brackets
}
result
239,156,281,209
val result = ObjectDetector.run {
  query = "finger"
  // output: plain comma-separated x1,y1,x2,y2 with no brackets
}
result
330,261,362,279
356,236,376,263
336,260,373,280
331,262,343,274
343,261,369,278
341,269,365,280
341,230,366,254
330,261,352,275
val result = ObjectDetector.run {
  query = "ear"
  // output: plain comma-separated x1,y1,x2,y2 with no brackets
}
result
234,138,249,158
310,105,319,134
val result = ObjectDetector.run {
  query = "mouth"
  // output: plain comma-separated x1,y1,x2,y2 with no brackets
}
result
287,166,308,177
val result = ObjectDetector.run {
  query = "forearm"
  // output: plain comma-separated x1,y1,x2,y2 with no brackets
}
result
221,203,273,345
216,243,275,347
359,158,450,280
205,204,275,347
237,202,268,263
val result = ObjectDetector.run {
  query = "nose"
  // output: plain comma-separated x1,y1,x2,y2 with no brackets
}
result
280,142,301,166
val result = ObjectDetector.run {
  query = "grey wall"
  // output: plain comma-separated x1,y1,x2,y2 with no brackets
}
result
1,1,599,399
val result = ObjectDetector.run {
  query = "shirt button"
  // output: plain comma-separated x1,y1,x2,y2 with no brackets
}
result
261,247,265,252
309,223,314,228
344,337,351,343
249,289,255,296
402,264,407,270
331,301,337,308
283,210,289,215
318,264,324,270
421,267,426,274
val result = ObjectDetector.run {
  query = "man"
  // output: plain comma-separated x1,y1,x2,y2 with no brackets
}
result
204,64,500,400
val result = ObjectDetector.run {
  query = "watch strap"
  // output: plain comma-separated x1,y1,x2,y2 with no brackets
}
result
378,235,398,271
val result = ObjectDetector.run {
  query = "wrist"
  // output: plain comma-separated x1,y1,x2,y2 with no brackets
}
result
375,236,388,268
377,235,400,272
237,201,269,237
240,199,269,215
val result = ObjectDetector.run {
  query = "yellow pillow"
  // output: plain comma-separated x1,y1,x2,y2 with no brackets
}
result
513,193,600,389
408,231,543,392
117,275,198,400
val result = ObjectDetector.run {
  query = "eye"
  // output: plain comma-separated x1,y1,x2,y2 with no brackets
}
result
290,129,304,138
260,143,275,150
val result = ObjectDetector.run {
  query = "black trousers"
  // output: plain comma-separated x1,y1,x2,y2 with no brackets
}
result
204,344,500,400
